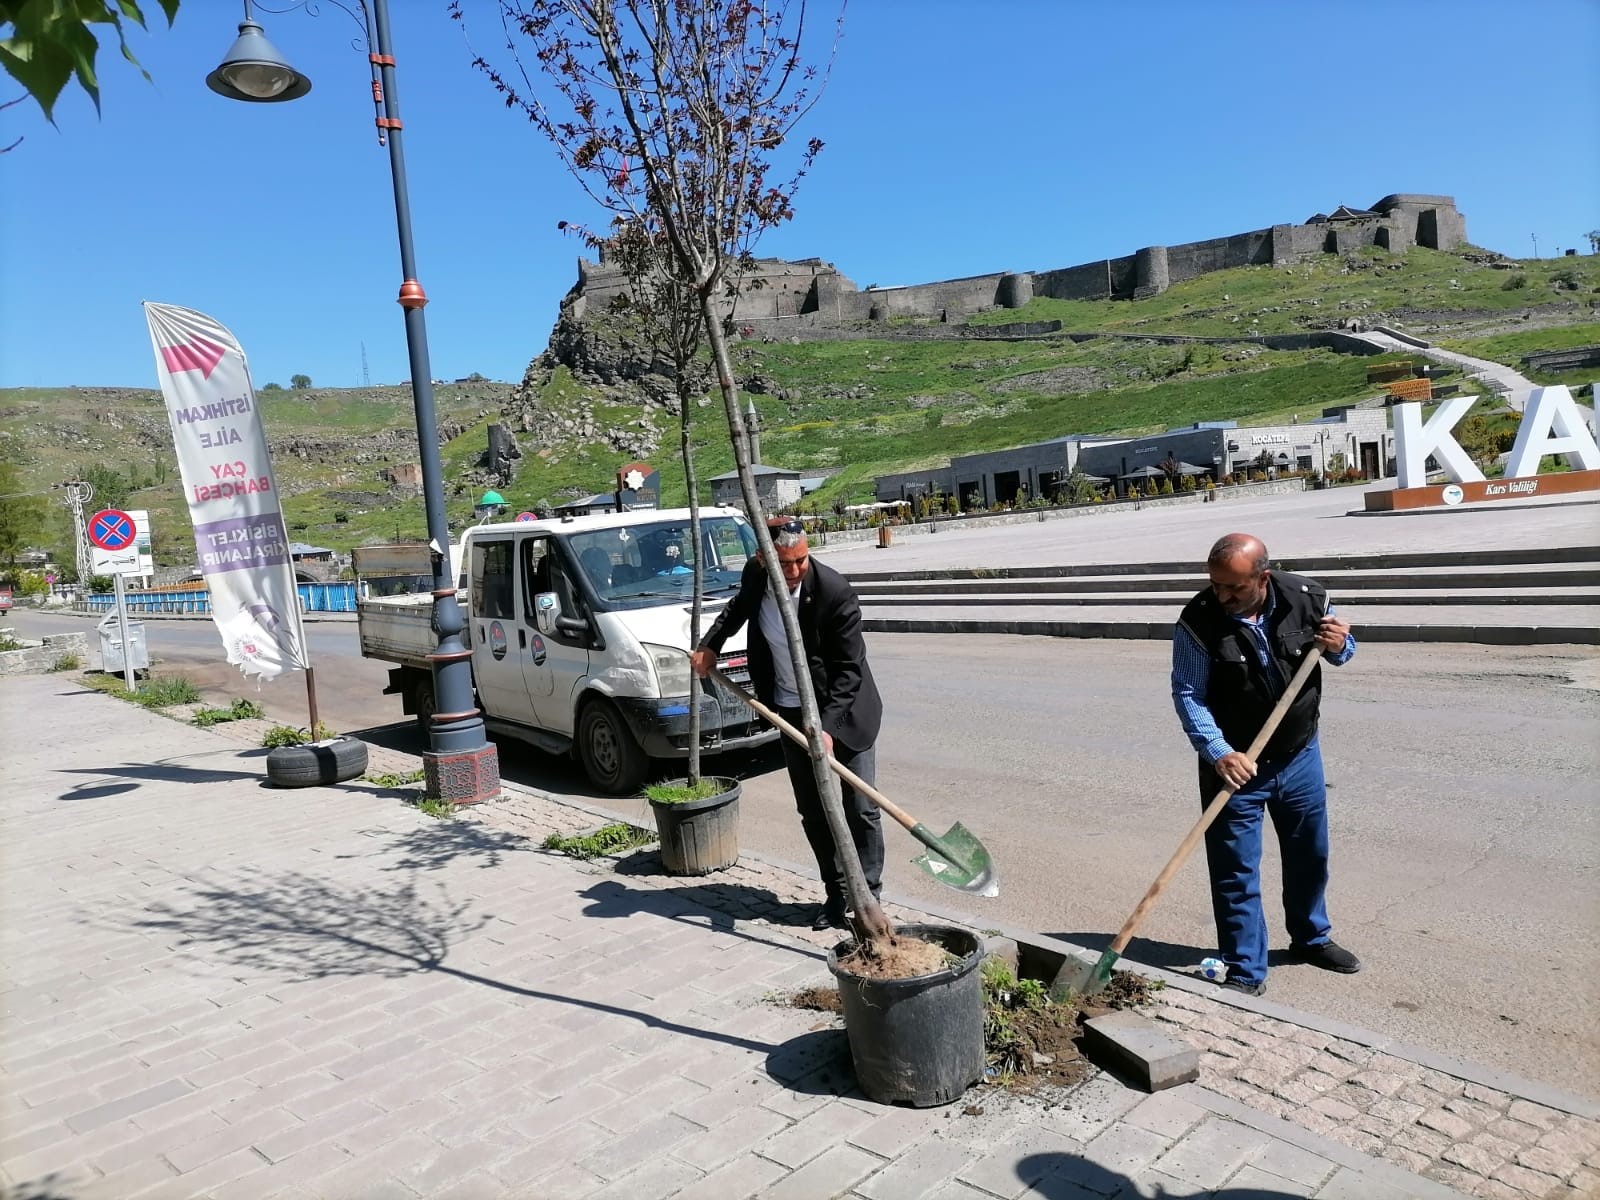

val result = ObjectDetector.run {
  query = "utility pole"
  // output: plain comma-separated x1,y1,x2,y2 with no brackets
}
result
361,341,371,387
1531,233,1540,260
58,480,94,586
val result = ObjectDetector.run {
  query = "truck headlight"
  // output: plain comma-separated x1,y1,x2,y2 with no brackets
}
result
641,642,692,695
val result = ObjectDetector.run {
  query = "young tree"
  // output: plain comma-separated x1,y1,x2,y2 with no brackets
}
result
71,463,131,513
604,215,713,783
290,374,313,389
0,458,45,568
455,0,894,942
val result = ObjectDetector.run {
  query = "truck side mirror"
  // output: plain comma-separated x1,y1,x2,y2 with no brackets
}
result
534,591,560,636
536,591,590,640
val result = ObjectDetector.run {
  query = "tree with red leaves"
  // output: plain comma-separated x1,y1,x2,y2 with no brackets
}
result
454,0,893,943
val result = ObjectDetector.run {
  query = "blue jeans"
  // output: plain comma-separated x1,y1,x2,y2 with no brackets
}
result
1200,738,1332,987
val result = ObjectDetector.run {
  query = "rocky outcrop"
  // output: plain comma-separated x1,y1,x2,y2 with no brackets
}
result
501,309,708,468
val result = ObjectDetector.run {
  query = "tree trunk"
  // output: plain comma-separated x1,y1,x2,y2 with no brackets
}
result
699,293,891,945
682,378,703,786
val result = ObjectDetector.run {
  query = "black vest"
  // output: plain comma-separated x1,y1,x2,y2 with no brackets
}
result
1177,570,1327,764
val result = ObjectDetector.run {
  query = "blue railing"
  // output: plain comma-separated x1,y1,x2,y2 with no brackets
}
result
79,581,360,615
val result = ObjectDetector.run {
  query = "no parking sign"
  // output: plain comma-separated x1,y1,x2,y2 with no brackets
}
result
89,509,140,576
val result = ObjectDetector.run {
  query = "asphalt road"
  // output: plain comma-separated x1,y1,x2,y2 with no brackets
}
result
12,609,1598,1098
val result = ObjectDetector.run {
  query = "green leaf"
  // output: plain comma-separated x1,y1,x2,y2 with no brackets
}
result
0,0,181,119
53,18,104,113
0,37,71,122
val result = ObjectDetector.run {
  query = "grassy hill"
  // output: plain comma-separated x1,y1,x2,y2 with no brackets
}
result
2,245,1594,570
0,382,504,572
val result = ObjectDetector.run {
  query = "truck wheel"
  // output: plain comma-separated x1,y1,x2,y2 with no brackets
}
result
266,736,369,788
412,675,436,739
578,698,647,795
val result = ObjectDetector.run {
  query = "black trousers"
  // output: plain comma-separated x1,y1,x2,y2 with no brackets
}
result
777,706,884,910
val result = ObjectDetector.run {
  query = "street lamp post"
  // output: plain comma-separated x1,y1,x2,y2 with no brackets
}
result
208,0,498,804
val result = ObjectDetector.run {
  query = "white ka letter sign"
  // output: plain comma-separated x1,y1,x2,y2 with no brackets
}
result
1394,395,1484,488
1504,386,1600,479
1393,386,1599,489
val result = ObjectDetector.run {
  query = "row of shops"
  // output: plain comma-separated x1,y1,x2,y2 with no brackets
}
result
874,407,1394,509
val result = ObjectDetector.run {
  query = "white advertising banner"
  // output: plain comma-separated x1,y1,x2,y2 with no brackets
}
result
129,509,154,582
143,302,310,681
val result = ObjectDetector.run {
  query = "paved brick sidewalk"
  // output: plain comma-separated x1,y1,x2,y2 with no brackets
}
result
0,674,1538,1199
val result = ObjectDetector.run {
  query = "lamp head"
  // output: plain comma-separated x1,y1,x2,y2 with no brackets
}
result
206,20,311,103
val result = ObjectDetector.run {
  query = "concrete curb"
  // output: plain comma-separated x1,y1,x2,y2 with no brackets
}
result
861,615,1600,645
35,608,358,623
879,885,1600,1122
43,605,1599,643
482,771,1600,1122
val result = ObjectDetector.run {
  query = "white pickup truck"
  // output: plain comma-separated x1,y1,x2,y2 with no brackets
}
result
353,506,774,794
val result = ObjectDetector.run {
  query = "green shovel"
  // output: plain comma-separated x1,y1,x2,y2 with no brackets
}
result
710,667,999,898
1053,640,1325,999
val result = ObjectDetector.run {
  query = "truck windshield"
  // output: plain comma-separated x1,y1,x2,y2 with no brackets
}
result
566,516,758,609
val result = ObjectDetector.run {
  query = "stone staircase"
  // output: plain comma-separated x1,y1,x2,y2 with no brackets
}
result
847,545,1600,644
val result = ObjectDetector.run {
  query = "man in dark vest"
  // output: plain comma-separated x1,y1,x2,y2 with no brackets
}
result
691,517,884,931
1171,532,1360,996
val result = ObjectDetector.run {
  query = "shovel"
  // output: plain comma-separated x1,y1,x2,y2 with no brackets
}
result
709,667,999,897
1054,636,1327,999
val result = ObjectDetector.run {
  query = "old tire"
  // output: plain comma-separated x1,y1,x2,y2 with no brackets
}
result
266,736,369,788
577,698,647,796
411,675,436,739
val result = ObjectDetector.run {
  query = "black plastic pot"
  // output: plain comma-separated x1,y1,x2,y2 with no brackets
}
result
828,923,985,1107
649,779,740,874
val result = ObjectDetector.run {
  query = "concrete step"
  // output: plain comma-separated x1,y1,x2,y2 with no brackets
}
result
852,567,1600,597
860,587,1600,608
860,602,1599,645
841,544,1600,584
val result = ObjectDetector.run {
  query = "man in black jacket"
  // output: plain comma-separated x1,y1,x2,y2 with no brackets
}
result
1171,532,1360,996
691,517,884,930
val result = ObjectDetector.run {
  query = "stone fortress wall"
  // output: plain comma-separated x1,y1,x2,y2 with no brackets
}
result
565,194,1466,328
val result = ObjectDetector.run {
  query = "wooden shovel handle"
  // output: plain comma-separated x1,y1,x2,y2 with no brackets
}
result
707,667,919,833
1108,639,1326,956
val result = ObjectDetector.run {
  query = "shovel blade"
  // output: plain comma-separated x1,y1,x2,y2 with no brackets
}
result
910,821,999,897
1051,946,1119,1001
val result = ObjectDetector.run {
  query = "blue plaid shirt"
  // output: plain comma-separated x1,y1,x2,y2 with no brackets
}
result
1171,585,1355,764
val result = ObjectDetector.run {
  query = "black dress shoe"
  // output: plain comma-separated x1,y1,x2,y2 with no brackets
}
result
811,905,848,931
1219,979,1267,997
1290,940,1362,973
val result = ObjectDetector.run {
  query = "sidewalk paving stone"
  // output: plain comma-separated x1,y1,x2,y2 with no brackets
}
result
4,673,1567,1200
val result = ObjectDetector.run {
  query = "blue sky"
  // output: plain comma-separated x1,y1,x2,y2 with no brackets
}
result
2,0,1595,390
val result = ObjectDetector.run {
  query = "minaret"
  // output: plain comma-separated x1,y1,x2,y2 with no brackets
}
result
745,399,762,465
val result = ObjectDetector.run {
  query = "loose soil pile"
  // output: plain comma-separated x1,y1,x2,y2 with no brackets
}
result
1093,970,1159,1008
780,986,842,1014
982,961,1091,1092
834,933,952,980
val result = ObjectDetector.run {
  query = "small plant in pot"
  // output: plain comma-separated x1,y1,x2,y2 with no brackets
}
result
644,776,741,875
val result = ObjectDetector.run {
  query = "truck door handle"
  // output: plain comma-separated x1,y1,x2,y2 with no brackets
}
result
519,629,527,648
